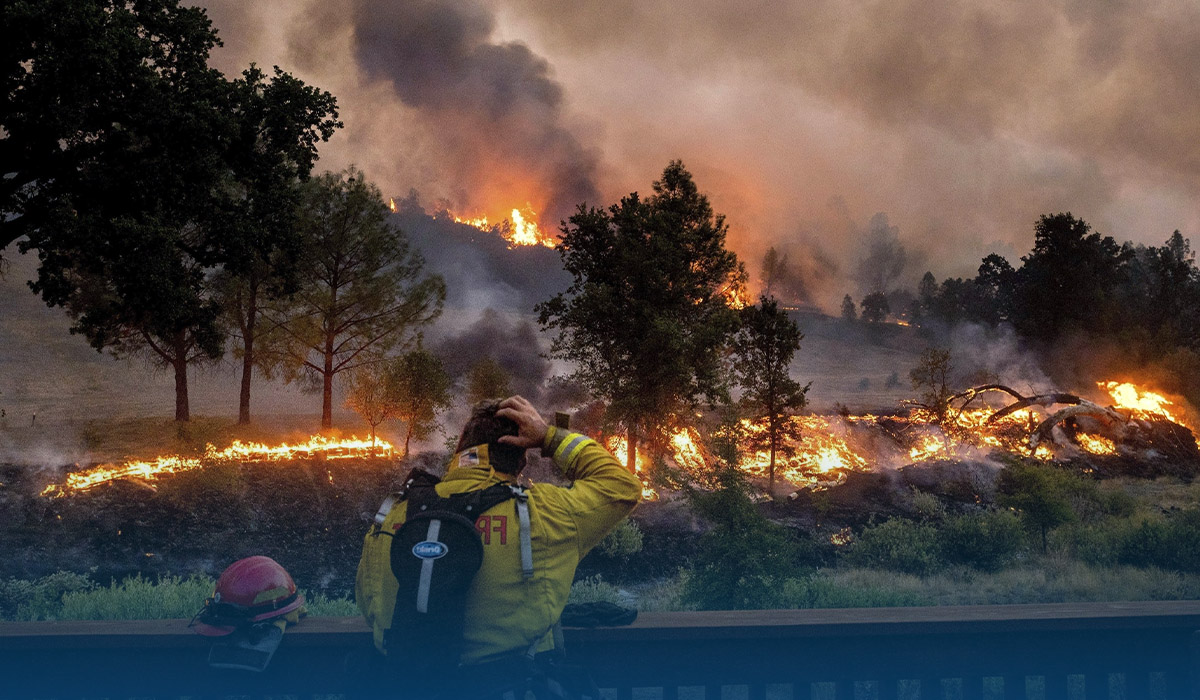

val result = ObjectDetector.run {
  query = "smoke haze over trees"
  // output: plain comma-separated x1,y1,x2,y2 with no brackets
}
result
187,0,1200,314
913,214,1200,405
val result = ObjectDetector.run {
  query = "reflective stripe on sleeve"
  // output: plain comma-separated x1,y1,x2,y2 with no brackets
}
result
554,433,589,464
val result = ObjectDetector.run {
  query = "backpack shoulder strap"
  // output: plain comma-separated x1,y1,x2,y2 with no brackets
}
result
373,468,442,526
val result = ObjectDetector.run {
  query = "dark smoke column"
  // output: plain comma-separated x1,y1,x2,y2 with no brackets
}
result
350,0,600,225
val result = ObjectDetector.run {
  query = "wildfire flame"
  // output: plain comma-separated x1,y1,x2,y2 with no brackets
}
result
453,207,555,248
41,435,394,497
388,197,397,213
1101,381,1185,425
605,436,660,501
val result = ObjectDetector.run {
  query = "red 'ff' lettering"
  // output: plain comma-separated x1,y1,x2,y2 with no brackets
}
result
474,515,508,545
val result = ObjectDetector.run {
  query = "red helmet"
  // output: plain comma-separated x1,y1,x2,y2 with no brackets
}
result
191,556,305,637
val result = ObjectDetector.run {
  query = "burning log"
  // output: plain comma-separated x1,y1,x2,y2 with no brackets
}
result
1028,402,1128,452
950,384,1028,409
985,393,1084,425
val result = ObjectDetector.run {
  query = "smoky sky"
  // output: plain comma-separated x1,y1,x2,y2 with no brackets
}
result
345,0,599,225
433,308,551,400
196,0,1200,312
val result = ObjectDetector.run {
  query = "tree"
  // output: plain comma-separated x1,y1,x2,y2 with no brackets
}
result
1008,213,1130,344
997,462,1077,552
8,0,233,421
2,0,340,422
860,291,890,323
840,294,858,322
344,364,399,445
762,247,789,299
731,297,810,495
538,161,745,471
214,65,341,424
344,347,450,453
909,347,954,425
267,169,445,429
389,347,452,457
466,357,512,405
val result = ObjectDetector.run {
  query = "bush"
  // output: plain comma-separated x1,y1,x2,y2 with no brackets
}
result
0,571,95,621
683,467,819,610
59,574,213,620
1060,508,1200,574
843,518,941,575
1118,509,1200,573
599,518,644,558
938,510,1027,571
568,575,625,606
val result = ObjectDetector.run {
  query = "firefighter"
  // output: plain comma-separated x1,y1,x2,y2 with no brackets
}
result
356,394,643,696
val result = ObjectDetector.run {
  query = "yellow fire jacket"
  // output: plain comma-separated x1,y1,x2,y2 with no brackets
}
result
356,427,642,665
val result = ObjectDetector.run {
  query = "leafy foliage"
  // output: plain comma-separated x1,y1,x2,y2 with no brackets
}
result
909,347,954,425
2,0,339,421
843,518,942,575
683,466,821,610
997,462,1079,551
938,510,1026,571
730,296,809,494
538,161,745,468
265,169,445,428
389,347,452,456
859,291,890,323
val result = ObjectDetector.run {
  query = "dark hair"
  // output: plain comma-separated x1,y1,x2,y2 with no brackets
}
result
456,400,526,474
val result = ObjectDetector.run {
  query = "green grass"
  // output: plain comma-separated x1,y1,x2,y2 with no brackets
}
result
0,571,356,621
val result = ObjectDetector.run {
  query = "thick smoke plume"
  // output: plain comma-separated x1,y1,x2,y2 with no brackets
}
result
433,308,551,401
346,0,600,225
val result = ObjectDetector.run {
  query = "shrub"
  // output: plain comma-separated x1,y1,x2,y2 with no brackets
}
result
1117,509,1200,573
599,518,644,558
842,518,941,575
683,466,818,610
0,571,95,621
59,574,213,620
997,461,1077,551
938,510,1026,571
1056,519,1129,567
568,575,624,606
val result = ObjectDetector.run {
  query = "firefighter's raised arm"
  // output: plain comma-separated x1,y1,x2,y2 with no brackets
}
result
495,395,550,448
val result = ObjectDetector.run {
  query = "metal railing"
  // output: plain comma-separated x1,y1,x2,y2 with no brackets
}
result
3,601,1199,699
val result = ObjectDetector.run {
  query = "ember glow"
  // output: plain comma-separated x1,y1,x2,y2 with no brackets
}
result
453,207,556,248
41,435,394,497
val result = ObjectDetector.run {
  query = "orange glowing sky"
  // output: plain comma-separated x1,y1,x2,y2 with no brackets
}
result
197,0,1200,310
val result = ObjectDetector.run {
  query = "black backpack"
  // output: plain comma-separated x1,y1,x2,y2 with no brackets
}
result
380,469,527,674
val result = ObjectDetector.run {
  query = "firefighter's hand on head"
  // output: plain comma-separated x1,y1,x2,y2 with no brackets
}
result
496,395,549,448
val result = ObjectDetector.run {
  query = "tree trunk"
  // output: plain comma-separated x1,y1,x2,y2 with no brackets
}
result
237,284,258,425
173,332,190,422
768,426,777,495
321,332,335,430
626,423,638,474
404,421,413,458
